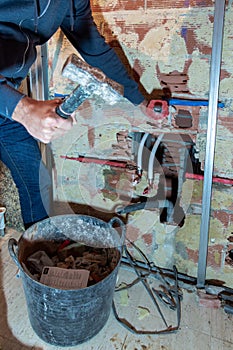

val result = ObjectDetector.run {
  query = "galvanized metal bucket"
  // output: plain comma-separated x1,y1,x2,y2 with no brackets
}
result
8,214,125,346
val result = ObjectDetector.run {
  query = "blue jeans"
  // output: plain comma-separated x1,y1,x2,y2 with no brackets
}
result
0,116,51,226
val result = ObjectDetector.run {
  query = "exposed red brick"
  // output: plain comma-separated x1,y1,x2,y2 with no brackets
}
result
175,109,192,128
220,69,231,80
158,70,190,94
91,0,144,12
133,59,146,81
126,225,140,242
208,14,214,24
182,28,199,56
197,290,221,309
207,245,225,268
142,233,153,246
212,211,230,228
186,244,225,267
218,116,233,133
87,127,95,149
92,0,213,12
186,247,198,263
191,106,201,131
140,1,213,10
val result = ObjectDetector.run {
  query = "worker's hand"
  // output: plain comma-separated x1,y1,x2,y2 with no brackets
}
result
12,96,75,143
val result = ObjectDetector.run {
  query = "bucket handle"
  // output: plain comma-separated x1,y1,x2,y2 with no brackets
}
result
108,217,126,246
8,238,21,270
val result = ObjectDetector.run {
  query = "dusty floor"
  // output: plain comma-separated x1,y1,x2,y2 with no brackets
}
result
0,228,233,350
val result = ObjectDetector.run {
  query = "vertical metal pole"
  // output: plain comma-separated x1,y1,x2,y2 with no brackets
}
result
197,0,226,288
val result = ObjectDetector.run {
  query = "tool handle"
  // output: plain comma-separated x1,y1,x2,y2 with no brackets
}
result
56,106,70,119
56,85,91,119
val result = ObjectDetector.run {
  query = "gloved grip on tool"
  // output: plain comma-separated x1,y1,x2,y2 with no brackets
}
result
56,85,91,119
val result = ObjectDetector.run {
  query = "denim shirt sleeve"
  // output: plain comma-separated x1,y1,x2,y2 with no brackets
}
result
60,0,145,105
0,75,25,119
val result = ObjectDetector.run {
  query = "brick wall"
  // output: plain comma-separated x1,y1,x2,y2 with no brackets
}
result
90,1,233,286
1,1,232,286
49,1,233,287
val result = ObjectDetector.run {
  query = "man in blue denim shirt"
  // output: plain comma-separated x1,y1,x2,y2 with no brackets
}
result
0,0,146,229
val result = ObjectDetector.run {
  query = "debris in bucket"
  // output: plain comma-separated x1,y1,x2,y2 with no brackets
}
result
24,240,120,289
27,251,54,273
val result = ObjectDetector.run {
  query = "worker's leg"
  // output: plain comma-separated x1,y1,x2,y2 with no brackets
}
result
0,117,51,227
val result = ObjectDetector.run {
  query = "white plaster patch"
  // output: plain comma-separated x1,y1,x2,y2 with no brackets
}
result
158,33,188,73
222,13,233,73
138,27,173,62
119,32,140,48
194,14,213,47
188,51,210,95
127,210,161,234
220,76,233,97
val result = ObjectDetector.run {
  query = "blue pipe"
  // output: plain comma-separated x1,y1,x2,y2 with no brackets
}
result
168,98,224,108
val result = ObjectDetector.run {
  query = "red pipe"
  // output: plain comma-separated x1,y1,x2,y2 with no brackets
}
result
60,155,233,185
60,155,128,168
185,172,233,185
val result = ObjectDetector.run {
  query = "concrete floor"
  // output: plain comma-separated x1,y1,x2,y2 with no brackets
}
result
0,228,233,350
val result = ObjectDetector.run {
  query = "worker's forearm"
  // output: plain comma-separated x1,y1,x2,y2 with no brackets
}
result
12,96,33,124
0,75,25,119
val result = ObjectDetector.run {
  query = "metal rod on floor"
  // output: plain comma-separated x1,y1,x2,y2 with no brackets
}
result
197,0,226,288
